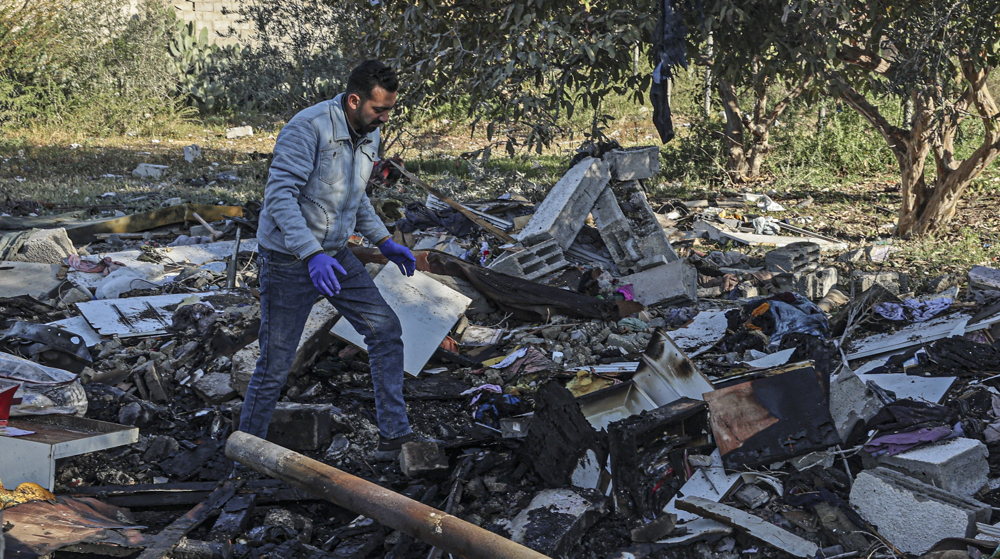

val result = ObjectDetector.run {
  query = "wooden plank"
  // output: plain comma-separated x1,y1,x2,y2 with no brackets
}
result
64,204,243,245
136,481,239,559
390,161,517,243
675,496,819,558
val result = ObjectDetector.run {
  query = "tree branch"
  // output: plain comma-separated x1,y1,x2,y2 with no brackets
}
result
837,45,892,74
832,73,908,156
762,77,811,130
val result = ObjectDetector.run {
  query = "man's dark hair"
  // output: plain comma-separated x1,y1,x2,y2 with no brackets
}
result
346,60,399,101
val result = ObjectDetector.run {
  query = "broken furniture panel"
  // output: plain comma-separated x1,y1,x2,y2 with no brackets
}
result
74,291,240,338
607,398,707,518
704,362,841,469
0,414,138,490
675,496,820,558
62,203,243,245
578,380,657,431
331,268,471,377
48,316,103,347
517,157,610,250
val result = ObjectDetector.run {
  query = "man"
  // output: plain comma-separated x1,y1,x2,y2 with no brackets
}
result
240,60,416,462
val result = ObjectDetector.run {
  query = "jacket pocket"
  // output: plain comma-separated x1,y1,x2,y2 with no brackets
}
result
317,146,347,186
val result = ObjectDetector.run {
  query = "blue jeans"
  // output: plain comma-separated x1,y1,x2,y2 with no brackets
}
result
239,247,411,440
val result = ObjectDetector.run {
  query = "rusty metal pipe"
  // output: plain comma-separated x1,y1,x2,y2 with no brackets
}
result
225,431,550,559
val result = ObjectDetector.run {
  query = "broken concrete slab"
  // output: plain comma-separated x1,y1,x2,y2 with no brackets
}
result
508,487,607,558
516,157,610,250
232,300,337,396
0,261,61,299
488,239,569,280
764,241,820,274
399,441,449,477
604,146,660,181
229,402,333,451
876,438,988,497
970,266,1000,291
132,163,169,179
225,125,253,139
192,372,238,405
332,268,471,377
6,228,76,264
619,260,697,307
829,368,884,441
849,467,990,555
675,496,819,558
618,181,680,264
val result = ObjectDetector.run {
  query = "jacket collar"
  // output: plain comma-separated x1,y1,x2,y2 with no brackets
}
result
331,93,377,146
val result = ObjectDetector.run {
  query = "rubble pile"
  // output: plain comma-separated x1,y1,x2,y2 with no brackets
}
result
4,146,1000,559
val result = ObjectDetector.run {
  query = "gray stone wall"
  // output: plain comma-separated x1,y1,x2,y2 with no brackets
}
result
172,1,250,46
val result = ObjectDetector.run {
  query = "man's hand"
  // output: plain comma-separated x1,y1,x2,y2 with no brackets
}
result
307,253,347,296
379,239,416,276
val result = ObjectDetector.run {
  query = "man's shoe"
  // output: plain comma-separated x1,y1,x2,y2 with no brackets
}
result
374,433,414,462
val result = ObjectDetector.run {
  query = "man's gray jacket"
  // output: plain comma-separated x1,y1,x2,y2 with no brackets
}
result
256,93,390,260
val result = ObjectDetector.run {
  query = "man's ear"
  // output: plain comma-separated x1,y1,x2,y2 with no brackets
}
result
346,93,362,110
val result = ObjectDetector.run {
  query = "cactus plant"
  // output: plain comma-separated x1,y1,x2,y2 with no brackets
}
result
168,17,238,113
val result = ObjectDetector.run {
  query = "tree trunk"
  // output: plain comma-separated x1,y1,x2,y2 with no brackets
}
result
717,79,747,180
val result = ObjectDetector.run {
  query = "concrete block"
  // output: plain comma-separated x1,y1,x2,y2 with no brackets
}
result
509,488,607,557
488,239,569,281
603,146,660,181
132,163,169,179
622,183,679,263
230,402,333,451
619,260,697,307
517,157,609,250
849,467,990,555
9,228,76,264
877,438,988,496
829,369,883,441
399,441,449,477
192,372,236,404
225,125,253,139
970,266,1000,291
795,266,838,300
764,242,820,274
852,270,908,294
230,340,259,397
184,144,202,162
590,187,642,270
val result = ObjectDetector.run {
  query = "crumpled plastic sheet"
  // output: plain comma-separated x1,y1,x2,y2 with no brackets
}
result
767,296,829,350
874,297,952,322
66,255,125,275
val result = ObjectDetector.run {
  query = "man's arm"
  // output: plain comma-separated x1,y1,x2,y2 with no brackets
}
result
355,193,392,246
261,120,325,260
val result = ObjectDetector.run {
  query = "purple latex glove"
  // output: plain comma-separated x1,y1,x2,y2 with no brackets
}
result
308,253,347,296
379,239,416,276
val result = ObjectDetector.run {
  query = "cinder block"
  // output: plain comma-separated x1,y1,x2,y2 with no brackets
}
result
591,187,641,270
603,146,660,181
488,238,569,280
230,402,333,451
620,182,679,263
399,441,449,477
849,467,990,555
877,438,989,496
765,242,821,274
517,157,609,250
852,270,908,294
509,488,607,557
619,259,697,307
795,266,838,300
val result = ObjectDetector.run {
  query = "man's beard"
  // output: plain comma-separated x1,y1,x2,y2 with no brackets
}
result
353,106,379,135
